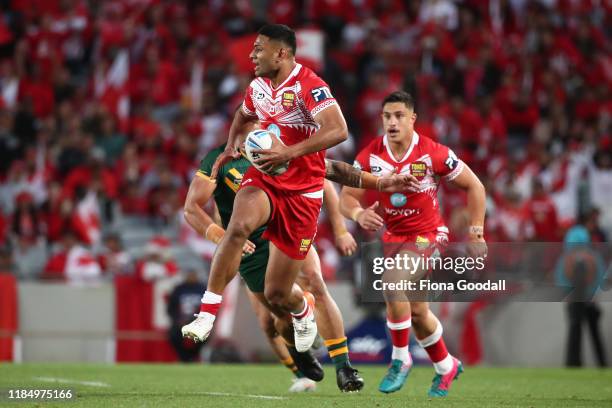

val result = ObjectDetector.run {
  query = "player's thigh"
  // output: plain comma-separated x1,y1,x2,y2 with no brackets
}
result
227,186,271,234
265,242,304,296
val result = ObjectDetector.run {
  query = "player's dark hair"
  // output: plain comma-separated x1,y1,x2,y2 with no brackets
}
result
258,24,297,55
382,91,415,110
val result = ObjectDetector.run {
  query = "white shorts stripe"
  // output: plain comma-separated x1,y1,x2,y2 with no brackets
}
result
301,189,324,199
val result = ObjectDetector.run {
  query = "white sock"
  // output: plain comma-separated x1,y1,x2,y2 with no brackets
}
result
201,291,222,303
391,346,412,366
433,354,454,375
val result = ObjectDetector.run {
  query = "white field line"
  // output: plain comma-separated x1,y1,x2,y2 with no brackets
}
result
33,378,286,400
33,376,110,388
201,391,286,400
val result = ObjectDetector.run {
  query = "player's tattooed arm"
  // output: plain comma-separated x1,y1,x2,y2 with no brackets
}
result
324,159,420,192
325,159,362,187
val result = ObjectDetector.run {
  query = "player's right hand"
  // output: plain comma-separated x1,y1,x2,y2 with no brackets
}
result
378,171,421,192
211,146,241,179
356,201,384,231
242,239,256,256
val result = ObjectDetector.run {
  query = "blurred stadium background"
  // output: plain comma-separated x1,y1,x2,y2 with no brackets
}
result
0,0,611,375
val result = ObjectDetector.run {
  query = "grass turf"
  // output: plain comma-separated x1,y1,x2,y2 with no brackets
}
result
0,364,611,408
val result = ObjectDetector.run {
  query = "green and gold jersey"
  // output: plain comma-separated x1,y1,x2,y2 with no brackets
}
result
196,144,267,242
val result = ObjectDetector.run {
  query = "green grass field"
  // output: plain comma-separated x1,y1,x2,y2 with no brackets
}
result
0,364,611,408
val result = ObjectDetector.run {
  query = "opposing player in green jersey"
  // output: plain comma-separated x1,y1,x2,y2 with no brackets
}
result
183,144,419,392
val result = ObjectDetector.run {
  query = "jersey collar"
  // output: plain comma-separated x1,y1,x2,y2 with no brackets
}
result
270,63,302,91
383,131,419,163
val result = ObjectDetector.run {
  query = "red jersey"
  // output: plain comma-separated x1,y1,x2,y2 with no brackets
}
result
354,133,464,236
242,63,339,193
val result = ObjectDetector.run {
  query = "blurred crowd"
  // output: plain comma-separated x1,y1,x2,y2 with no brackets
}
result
0,0,610,283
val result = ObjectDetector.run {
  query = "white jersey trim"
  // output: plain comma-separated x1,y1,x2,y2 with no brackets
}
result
301,189,324,199
271,63,302,91
311,99,338,119
383,132,420,163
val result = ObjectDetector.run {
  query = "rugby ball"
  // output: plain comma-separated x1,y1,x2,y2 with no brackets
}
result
244,129,289,175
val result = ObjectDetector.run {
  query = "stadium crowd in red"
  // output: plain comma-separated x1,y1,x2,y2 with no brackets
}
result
0,0,610,281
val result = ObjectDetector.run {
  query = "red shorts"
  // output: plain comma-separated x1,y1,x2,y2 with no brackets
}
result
241,168,323,260
382,226,449,258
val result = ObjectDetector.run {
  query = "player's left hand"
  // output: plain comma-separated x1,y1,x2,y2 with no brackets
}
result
252,134,292,173
335,231,358,256
467,235,488,259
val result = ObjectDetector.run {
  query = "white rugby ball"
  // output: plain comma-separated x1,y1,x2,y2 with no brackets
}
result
244,129,289,175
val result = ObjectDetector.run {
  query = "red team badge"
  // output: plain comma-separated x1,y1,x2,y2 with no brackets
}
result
282,91,296,110
410,161,427,180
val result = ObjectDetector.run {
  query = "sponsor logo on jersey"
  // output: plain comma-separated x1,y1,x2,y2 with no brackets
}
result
267,124,281,137
255,91,265,100
299,238,312,253
410,161,427,180
384,207,421,217
282,90,296,109
445,150,459,170
371,165,382,175
311,86,333,103
390,193,407,208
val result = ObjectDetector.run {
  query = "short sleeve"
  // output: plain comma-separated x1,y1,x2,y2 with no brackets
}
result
430,142,464,181
353,147,371,173
303,77,338,118
241,85,257,117
196,146,223,183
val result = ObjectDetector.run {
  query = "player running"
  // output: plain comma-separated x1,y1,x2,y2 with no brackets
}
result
183,140,418,391
181,22,355,372
340,91,487,397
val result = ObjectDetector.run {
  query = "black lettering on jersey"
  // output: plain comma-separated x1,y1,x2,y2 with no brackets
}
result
445,150,459,170
311,86,333,103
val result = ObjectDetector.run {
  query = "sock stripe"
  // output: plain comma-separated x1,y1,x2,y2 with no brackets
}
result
416,319,443,348
329,346,349,358
291,298,309,319
327,341,348,353
324,337,347,347
387,318,412,330
200,302,221,315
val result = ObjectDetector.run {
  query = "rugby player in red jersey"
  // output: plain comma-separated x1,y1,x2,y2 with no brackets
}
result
181,23,361,390
340,91,487,397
